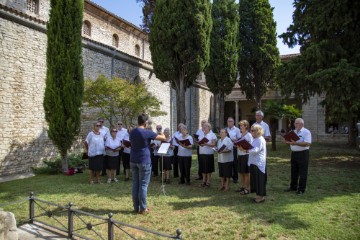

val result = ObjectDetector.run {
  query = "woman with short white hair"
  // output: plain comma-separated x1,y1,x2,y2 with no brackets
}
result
239,124,267,203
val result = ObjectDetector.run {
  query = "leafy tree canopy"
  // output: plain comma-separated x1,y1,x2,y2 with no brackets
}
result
277,0,360,145
84,75,166,127
238,0,280,109
149,0,212,123
205,0,239,96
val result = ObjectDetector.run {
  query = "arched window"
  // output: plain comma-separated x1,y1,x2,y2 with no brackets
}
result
27,0,39,14
135,44,140,57
83,20,91,37
112,34,119,48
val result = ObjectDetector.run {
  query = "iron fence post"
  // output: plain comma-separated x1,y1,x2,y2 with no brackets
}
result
29,192,34,224
68,202,74,238
108,213,114,240
176,228,182,239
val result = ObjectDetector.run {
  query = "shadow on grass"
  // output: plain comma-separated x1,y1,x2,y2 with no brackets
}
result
1,143,360,234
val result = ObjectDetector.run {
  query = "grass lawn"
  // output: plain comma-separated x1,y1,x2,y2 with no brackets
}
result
1,143,359,239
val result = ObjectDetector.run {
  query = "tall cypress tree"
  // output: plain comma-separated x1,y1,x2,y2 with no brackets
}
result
44,0,84,172
238,0,280,110
149,0,212,124
205,0,239,128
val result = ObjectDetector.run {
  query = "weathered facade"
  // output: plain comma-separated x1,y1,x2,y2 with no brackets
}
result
0,0,213,176
0,0,342,177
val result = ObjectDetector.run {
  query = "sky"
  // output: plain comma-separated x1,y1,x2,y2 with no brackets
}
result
90,0,300,55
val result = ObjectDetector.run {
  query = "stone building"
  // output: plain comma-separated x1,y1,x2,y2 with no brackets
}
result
0,0,212,176
0,0,343,177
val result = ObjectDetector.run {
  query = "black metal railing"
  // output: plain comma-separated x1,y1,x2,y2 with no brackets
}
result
27,192,182,239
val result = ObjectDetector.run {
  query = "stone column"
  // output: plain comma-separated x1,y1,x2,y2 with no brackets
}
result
234,100,239,124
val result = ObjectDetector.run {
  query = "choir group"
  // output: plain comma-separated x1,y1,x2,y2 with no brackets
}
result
84,110,270,204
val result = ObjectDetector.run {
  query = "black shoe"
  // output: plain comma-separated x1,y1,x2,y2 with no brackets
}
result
195,177,203,181
233,179,238,183
125,178,130,182
178,181,185,184
296,190,304,195
284,188,297,192
186,182,190,185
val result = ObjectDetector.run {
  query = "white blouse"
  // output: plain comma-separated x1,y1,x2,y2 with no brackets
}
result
122,133,131,154
172,131,182,147
217,137,234,163
238,132,254,156
86,131,105,157
248,136,267,173
105,136,121,157
199,132,217,155
177,135,193,157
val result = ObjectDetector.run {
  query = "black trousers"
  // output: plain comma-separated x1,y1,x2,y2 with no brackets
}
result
172,146,179,177
116,149,123,175
178,156,192,183
250,164,266,196
196,146,202,178
290,150,309,192
151,150,158,176
232,147,238,180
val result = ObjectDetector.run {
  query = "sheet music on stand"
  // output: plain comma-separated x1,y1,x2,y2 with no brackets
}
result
157,143,171,196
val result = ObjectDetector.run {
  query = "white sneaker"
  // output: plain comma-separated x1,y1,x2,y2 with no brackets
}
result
113,178,118,182
107,179,111,184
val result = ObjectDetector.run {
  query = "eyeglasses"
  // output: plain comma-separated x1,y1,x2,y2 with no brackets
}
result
251,130,255,132
95,125,101,127
111,130,118,132
118,123,123,125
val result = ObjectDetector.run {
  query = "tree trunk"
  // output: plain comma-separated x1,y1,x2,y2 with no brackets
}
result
348,114,357,147
270,118,277,151
218,93,225,130
255,95,261,110
61,151,69,173
176,74,187,125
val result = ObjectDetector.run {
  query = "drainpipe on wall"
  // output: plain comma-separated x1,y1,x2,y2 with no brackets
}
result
142,39,145,60
170,85,173,135
111,48,115,78
189,87,192,133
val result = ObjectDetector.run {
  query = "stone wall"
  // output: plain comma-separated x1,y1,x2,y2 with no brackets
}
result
0,0,50,21
301,95,326,141
0,16,57,176
0,2,172,176
171,86,214,135
83,11,151,62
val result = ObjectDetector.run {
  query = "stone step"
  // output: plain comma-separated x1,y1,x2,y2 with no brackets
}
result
18,223,69,240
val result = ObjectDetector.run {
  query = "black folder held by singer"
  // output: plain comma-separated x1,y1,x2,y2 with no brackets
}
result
283,130,300,142
197,137,209,145
123,140,131,148
179,139,192,146
235,139,253,150
217,144,227,153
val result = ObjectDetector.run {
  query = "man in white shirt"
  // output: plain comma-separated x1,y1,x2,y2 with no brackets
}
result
226,117,241,183
98,117,110,140
284,118,312,195
253,111,271,141
98,117,109,176
116,121,127,176
172,123,185,178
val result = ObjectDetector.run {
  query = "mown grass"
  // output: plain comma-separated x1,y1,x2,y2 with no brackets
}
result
0,143,359,239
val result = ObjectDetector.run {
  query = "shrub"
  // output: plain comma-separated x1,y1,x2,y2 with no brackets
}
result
33,153,87,175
